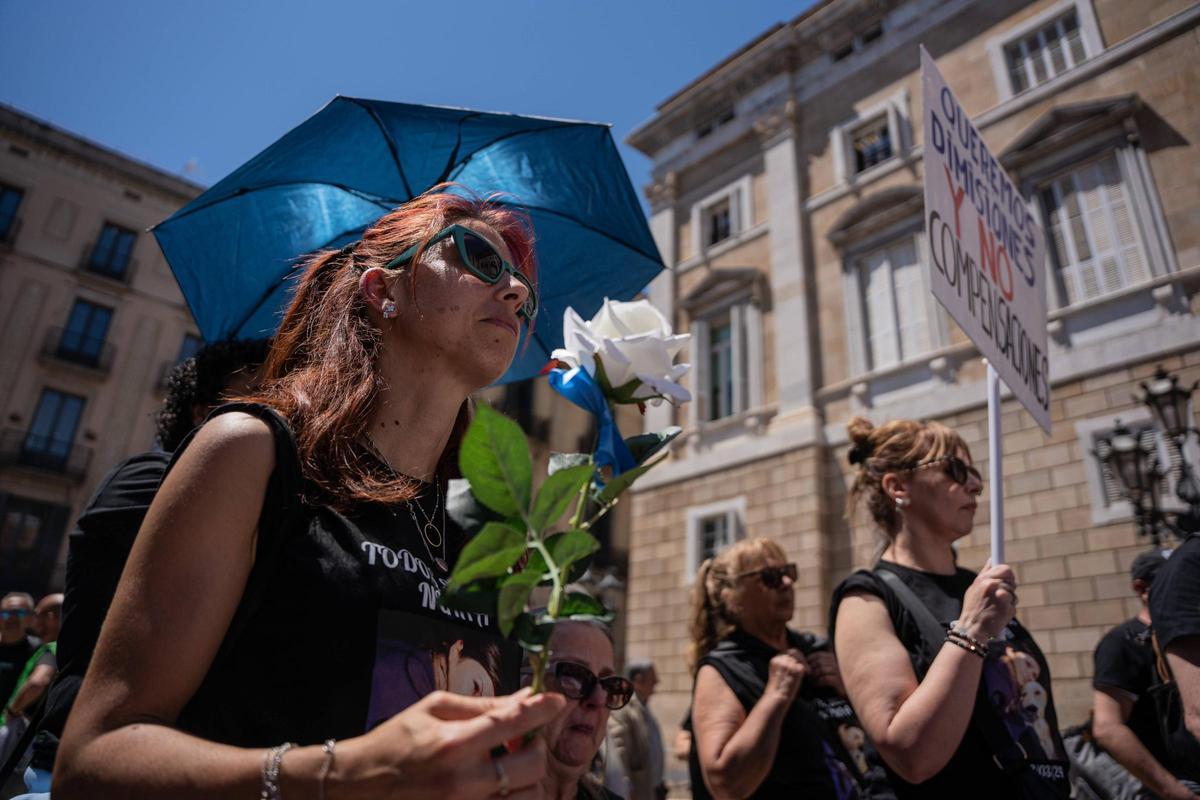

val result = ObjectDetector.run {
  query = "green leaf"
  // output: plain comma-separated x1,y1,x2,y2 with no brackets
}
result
446,522,527,590
439,581,499,614
557,591,613,622
528,464,594,533
625,427,682,466
497,564,542,636
458,405,533,518
547,530,601,572
596,454,668,504
513,612,555,653
548,452,591,476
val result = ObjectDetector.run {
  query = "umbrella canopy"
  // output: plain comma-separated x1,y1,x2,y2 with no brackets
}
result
153,96,663,383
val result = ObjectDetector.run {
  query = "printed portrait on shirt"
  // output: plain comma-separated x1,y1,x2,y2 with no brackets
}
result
982,637,1063,760
365,610,522,731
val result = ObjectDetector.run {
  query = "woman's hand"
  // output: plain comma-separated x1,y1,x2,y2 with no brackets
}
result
806,651,846,696
326,688,568,800
957,561,1017,642
764,649,808,705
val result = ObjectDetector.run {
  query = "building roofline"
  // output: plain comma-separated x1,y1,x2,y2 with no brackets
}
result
0,102,204,201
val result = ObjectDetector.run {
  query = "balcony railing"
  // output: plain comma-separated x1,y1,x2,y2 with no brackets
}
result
0,428,92,481
41,327,115,373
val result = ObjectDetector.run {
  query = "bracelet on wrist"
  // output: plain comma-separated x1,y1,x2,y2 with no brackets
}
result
261,742,295,800
946,633,987,659
948,622,989,651
317,739,336,800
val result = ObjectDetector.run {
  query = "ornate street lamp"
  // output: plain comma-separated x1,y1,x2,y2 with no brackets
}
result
1095,367,1200,545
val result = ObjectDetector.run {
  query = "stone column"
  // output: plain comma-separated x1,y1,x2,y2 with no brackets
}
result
755,100,816,419
643,172,678,435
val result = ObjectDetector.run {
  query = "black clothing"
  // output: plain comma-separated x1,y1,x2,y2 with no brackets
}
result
1092,617,1166,761
0,636,36,708
830,561,1068,800
688,629,891,799
170,403,521,746
1150,535,1200,651
39,450,172,746
1146,534,1200,781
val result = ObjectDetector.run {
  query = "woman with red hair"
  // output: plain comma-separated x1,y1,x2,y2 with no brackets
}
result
58,186,566,799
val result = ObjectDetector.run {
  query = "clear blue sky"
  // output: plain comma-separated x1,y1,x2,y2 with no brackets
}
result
1,0,817,207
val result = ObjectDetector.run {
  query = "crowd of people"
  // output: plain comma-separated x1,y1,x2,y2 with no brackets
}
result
1,186,1198,799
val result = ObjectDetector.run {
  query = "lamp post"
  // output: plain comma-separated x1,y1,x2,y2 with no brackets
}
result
1094,367,1200,545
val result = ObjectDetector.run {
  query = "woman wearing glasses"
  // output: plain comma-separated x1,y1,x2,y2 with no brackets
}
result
57,187,566,799
536,620,631,800
686,538,889,798
830,417,1069,799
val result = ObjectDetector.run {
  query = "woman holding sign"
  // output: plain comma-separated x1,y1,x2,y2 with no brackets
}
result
830,417,1069,799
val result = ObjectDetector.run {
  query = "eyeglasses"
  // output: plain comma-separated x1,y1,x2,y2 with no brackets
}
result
384,224,538,321
735,563,798,590
911,454,982,486
0,609,31,620
548,661,633,710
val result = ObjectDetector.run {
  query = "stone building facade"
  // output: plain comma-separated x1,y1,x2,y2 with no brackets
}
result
0,104,202,594
624,0,1200,784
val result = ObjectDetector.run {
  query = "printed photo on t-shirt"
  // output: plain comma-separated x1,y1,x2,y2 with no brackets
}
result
365,610,522,731
982,637,1064,760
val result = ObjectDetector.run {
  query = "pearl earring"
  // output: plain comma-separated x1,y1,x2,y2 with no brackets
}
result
895,497,909,508
382,300,397,319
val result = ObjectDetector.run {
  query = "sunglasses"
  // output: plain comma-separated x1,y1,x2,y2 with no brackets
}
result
384,224,538,321
912,455,982,486
0,609,31,620
549,661,633,710
735,563,798,590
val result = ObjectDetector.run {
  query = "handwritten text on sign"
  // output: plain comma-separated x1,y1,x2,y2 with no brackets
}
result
921,46,1051,433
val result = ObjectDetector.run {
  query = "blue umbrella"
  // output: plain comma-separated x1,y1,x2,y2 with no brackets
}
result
152,96,663,383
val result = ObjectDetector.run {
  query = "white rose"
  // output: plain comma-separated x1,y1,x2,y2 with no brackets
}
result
551,298,692,405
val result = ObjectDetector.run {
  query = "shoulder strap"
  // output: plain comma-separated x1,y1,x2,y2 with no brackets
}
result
875,569,947,675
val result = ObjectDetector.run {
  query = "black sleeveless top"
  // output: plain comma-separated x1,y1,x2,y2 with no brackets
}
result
173,403,522,747
830,561,1069,800
688,629,894,799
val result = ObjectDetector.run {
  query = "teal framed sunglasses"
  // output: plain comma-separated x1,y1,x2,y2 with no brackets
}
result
384,224,537,321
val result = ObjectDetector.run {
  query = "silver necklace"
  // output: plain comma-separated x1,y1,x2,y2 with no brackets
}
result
364,435,449,573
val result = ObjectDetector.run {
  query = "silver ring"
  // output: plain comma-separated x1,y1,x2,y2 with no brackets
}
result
493,756,510,798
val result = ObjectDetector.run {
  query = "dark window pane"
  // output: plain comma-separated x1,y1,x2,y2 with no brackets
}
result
59,299,112,365
0,185,23,241
88,223,136,279
854,122,893,173
24,389,85,464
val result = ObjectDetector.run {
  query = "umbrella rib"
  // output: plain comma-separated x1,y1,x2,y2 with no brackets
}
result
153,181,401,227
436,112,485,185
503,202,662,265
227,262,302,339
345,97,415,201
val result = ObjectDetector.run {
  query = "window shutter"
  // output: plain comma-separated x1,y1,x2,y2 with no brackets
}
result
861,249,899,369
744,302,764,408
730,304,746,414
890,239,930,360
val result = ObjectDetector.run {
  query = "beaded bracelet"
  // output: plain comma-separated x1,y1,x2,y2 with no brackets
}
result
948,623,989,653
946,633,987,659
261,742,295,800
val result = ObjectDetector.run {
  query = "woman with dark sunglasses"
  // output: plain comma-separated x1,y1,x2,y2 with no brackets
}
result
830,417,1069,799
534,620,629,800
686,538,893,798
57,186,567,800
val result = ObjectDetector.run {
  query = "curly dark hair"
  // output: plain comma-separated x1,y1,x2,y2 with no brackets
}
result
155,338,272,451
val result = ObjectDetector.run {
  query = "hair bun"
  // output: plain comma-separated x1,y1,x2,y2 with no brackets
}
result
846,416,875,466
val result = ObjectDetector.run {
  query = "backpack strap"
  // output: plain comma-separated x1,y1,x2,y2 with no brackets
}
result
874,568,1031,774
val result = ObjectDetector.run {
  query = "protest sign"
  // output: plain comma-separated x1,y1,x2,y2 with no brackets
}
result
921,46,1051,434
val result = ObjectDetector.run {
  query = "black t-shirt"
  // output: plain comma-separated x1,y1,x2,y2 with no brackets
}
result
830,561,1068,800
688,629,894,799
1092,617,1165,760
1150,535,1200,650
38,449,173,744
169,403,522,746
0,635,36,704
